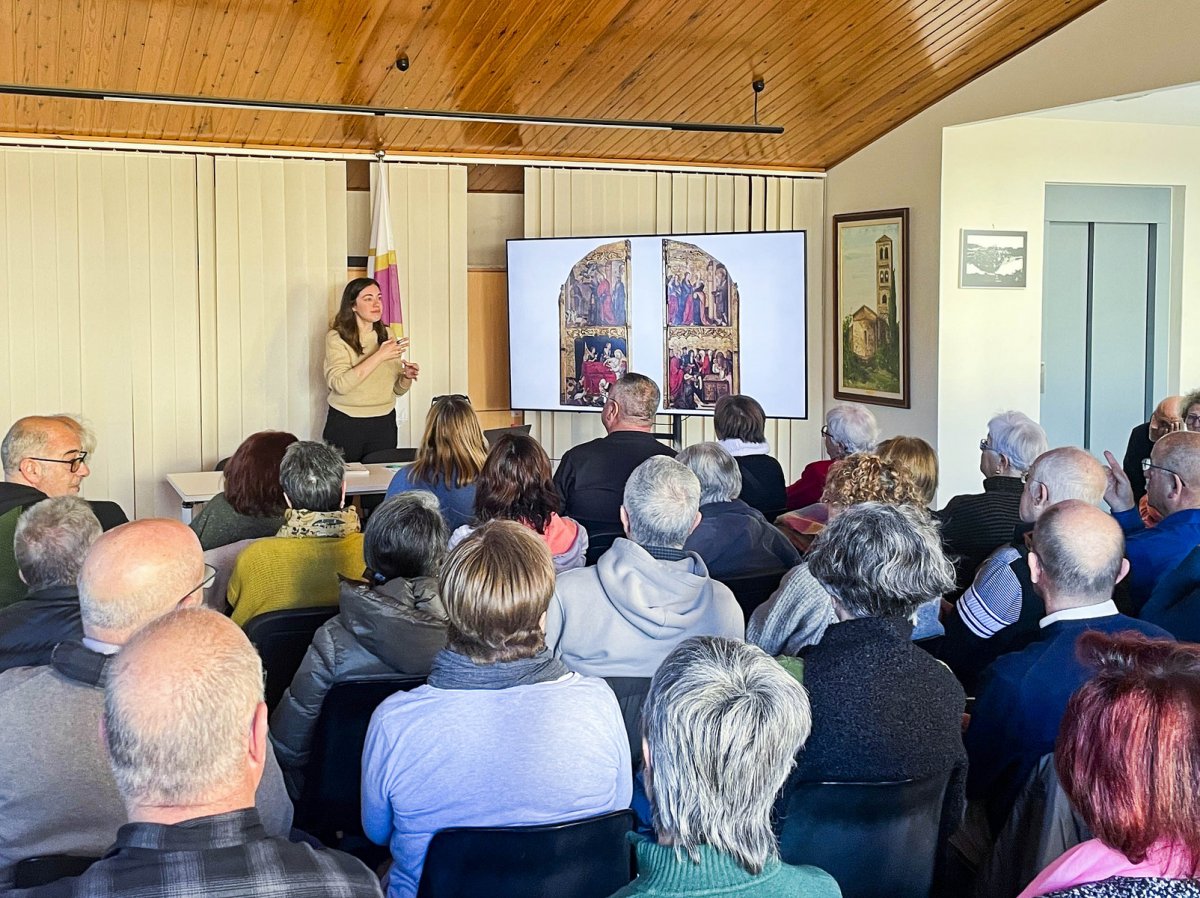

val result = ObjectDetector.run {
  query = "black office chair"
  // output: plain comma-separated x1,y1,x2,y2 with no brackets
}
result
777,771,952,898
361,448,417,464
585,531,622,566
214,456,231,472
604,677,652,768
416,809,636,898
243,606,340,711
716,568,788,621
14,855,99,888
293,677,425,840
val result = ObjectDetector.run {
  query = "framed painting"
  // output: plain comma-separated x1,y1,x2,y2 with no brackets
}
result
960,229,1027,288
833,209,910,408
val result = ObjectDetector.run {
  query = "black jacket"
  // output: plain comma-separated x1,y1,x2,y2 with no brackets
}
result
683,499,799,578
733,454,787,522
792,616,967,853
552,431,675,536
0,585,83,673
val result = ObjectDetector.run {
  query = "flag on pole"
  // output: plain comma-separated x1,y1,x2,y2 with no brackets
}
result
368,160,404,338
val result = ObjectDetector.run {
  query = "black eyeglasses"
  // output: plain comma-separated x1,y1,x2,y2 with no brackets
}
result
180,564,218,604
1142,458,1188,488
26,451,89,473
432,394,470,405
820,426,830,438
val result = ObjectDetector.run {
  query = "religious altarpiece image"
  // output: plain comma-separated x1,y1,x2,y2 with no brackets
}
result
558,240,631,407
663,239,740,410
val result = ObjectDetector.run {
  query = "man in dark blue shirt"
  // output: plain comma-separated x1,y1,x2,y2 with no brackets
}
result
965,500,1173,833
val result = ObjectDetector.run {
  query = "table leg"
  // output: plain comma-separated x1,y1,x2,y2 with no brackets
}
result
181,502,195,525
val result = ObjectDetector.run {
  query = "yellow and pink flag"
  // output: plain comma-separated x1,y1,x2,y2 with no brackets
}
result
368,161,404,339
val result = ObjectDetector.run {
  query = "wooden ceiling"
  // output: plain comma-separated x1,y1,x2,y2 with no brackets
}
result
0,0,1107,170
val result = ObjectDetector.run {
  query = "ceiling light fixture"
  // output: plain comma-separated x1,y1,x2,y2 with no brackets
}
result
0,84,783,135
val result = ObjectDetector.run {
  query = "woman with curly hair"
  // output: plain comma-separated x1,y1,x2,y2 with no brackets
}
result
750,453,941,654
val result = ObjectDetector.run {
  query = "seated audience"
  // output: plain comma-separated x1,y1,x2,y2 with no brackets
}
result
750,453,929,655
1017,633,1200,898
611,637,840,898
0,519,292,889
714,394,788,521
385,394,488,529
784,403,878,511
546,456,744,678
448,433,587,572
937,410,1048,591
227,440,365,626
791,503,966,854
1103,431,1200,611
1141,543,1200,641
361,520,632,898
940,447,1107,692
0,497,99,673
14,608,382,898
271,492,449,797
0,415,127,608
965,501,1172,833
679,442,800,577
1184,387,1200,432
189,429,298,550
1122,395,1182,502
553,373,676,538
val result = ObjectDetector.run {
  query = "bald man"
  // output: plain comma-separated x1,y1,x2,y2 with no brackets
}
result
1104,430,1200,610
939,447,1108,691
964,501,1173,832
0,519,293,889
0,416,128,608
1121,395,1183,501
12,609,381,897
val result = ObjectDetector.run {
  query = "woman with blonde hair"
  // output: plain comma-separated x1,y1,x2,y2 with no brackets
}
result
385,395,488,529
877,436,939,509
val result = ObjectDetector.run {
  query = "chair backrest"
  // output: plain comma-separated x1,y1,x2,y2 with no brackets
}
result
416,809,636,898
585,531,622,566
294,677,425,836
777,771,951,898
14,855,99,888
243,606,340,711
603,677,652,768
716,568,788,620
362,448,418,464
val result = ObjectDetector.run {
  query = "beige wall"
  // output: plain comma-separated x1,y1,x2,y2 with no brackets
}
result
826,0,1200,498
938,117,1200,495
524,168,825,482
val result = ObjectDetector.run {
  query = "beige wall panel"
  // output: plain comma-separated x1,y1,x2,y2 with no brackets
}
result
210,157,347,461
524,167,824,480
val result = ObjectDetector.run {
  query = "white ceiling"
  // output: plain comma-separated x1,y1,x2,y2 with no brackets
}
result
1032,82,1200,127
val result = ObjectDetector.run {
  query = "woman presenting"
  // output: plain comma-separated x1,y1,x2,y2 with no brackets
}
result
322,278,420,461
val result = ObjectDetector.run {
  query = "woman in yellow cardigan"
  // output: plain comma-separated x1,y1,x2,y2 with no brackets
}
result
322,278,421,462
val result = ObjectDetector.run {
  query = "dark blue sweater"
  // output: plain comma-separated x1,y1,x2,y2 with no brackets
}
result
1142,543,1200,641
965,612,1173,829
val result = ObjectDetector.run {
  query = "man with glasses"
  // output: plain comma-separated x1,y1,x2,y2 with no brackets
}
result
0,416,128,608
1103,430,1200,611
938,447,1107,692
1120,395,1183,504
0,519,293,889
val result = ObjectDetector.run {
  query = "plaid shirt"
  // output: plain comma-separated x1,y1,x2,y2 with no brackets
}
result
16,809,382,898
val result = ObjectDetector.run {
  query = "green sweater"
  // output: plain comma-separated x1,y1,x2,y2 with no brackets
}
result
189,492,285,552
611,835,841,897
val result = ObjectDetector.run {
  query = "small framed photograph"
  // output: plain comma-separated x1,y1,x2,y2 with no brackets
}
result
960,230,1027,288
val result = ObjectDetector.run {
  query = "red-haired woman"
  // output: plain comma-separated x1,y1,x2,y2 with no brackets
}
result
190,431,299,551
1018,632,1200,897
447,433,588,571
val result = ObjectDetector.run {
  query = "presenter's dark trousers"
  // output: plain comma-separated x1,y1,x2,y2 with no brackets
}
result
322,406,397,463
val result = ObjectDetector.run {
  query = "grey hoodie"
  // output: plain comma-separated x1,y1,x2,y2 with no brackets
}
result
545,538,744,678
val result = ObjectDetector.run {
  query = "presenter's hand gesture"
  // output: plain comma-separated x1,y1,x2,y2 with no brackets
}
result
402,360,421,381
1102,450,1135,514
375,338,405,363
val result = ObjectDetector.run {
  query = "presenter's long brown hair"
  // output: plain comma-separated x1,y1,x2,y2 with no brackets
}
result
410,396,488,489
332,278,388,355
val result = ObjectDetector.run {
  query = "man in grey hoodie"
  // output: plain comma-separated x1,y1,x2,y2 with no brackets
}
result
546,456,744,678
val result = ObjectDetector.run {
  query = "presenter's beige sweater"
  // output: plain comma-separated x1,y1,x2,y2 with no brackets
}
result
323,328,412,417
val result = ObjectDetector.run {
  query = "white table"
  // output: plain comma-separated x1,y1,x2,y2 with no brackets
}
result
166,464,400,523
